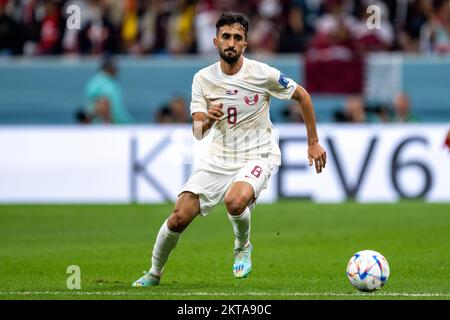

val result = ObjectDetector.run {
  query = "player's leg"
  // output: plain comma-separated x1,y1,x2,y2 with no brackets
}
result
150,192,200,273
224,161,274,278
224,181,254,278
132,192,200,287
224,181,254,248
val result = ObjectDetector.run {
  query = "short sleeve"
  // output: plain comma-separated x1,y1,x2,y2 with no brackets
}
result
266,66,297,100
190,73,208,115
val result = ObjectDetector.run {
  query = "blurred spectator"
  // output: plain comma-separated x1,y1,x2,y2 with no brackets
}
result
369,103,391,123
120,0,139,54
82,57,132,124
400,0,433,53
314,0,359,36
167,0,196,54
305,0,364,94
248,0,282,54
38,0,63,55
20,0,41,55
74,106,94,124
295,0,322,33
156,105,174,123
281,101,304,123
78,0,119,55
194,1,222,55
0,0,24,55
278,5,312,53
62,0,86,53
248,14,278,54
148,0,171,54
156,95,189,123
353,0,394,52
333,95,391,123
420,0,450,54
135,0,157,54
333,95,367,123
391,91,418,122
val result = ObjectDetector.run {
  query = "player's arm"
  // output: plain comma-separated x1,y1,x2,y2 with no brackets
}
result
192,100,223,140
291,85,327,173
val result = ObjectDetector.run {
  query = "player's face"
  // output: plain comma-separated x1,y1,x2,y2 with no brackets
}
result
214,24,247,64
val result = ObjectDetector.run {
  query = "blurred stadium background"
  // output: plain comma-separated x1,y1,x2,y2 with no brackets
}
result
0,0,449,299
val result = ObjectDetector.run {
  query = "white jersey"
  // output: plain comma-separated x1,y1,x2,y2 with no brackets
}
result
190,57,297,166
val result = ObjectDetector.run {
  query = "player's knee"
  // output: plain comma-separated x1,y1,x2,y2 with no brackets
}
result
166,192,200,232
167,210,189,233
224,195,249,215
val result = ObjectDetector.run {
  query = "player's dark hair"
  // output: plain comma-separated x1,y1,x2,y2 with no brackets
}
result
216,12,249,39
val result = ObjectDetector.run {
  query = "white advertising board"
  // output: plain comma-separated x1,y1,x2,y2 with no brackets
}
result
0,124,449,203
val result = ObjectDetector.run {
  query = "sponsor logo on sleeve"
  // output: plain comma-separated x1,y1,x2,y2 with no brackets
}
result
278,73,289,88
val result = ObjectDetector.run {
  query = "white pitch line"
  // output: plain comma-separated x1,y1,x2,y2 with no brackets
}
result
0,291,449,297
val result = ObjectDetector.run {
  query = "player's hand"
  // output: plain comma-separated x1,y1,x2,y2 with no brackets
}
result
308,142,326,174
206,99,224,123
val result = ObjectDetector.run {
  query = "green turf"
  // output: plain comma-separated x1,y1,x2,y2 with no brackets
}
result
0,201,449,300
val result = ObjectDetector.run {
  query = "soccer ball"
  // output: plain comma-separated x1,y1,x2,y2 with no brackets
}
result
346,250,390,292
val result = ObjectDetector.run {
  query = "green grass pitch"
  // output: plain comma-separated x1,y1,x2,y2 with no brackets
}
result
0,201,449,300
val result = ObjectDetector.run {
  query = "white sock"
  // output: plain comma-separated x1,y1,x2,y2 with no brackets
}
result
228,207,251,250
149,219,180,277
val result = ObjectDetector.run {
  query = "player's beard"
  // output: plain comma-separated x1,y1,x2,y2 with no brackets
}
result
219,48,241,65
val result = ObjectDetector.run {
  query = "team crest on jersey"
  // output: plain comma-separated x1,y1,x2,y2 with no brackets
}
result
278,73,289,88
244,93,259,105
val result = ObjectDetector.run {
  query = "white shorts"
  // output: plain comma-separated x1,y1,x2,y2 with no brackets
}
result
179,157,275,216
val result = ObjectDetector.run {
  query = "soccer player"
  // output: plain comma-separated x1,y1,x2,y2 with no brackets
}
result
132,12,326,287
